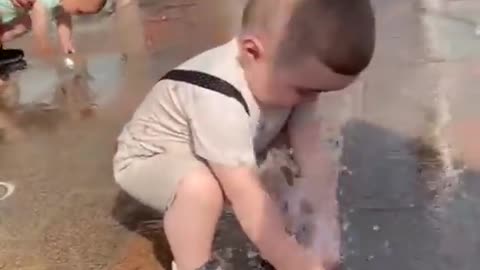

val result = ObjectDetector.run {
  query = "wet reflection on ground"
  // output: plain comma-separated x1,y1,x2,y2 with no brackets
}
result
0,0,479,270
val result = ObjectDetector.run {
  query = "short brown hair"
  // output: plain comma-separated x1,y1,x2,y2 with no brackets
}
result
242,0,376,76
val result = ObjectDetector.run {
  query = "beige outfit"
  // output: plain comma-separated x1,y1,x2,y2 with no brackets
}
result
113,39,291,212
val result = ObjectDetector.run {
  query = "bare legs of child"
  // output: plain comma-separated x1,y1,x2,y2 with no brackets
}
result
163,165,225,270
115,149,226,270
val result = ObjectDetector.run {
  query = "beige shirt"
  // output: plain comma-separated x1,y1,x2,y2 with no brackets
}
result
114,39,291,172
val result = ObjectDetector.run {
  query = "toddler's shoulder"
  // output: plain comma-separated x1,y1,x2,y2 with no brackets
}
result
176,39,240,78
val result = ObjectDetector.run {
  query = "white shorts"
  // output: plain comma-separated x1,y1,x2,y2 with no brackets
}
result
114,143,204,213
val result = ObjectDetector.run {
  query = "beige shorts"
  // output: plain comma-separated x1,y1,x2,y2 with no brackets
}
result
114,145,204,213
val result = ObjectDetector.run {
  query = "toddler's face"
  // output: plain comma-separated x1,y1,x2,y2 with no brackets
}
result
239,34,357,107
254,55,357,107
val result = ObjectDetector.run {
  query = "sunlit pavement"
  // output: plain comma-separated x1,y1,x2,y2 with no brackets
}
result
0,0,478,270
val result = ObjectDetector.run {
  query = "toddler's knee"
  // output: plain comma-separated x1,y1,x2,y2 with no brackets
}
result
179,167,224,211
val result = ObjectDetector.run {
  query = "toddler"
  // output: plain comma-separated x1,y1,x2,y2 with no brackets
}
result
114,0,376,269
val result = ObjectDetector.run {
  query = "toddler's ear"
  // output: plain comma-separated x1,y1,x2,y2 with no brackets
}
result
239,35,265,62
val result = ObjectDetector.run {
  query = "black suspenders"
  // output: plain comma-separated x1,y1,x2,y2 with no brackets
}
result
160,69,250,115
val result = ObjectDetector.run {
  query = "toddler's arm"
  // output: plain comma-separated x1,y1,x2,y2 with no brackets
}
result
55,11,74,54
287,97,352,269
211,164,323,270
190,93,324,270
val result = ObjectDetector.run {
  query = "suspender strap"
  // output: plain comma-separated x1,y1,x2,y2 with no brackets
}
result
161,69,250,115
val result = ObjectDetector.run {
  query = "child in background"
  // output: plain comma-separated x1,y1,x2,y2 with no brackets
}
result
0,0,107,55
0,0,32,69
113,0,375,269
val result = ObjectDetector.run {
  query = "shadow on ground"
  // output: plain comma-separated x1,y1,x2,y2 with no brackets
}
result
339,120,480,270
111,191,173,270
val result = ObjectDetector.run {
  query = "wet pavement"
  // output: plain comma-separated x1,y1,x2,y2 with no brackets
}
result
0,0,479,270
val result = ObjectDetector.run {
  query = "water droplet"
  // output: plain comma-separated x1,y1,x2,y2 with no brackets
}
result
223,247,234,259
341,165,353,175
372,225,380,231
367,255,375,261
343,222,351,231
64,57,75,69
475,25,480,36
247,250,259,258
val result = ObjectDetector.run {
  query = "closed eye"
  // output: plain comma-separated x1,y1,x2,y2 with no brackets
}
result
297,86,342,94
296,87,326,94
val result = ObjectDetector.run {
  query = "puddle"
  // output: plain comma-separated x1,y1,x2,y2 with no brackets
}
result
16,53,123,107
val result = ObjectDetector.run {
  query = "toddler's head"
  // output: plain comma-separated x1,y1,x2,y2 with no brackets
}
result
61,0,107,15
239,0,376,107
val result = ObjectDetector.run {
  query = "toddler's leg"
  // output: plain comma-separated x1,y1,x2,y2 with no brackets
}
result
163,165,224,270
115,153,224,270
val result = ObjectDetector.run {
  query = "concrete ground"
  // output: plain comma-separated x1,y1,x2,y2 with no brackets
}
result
0,0,479,270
